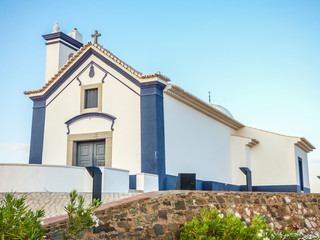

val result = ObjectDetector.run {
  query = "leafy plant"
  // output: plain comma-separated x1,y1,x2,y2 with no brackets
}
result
0,193,45,240
180,207,320,240
63,190,101,240
279,224,320,240
180,207,277,240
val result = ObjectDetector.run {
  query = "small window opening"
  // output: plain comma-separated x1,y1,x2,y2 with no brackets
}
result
85,88,98,109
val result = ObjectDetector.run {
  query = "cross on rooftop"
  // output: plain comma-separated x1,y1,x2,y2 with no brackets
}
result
91,30,101,44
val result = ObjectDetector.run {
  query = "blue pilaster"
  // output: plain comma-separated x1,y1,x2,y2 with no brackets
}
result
140,81,166,190
29,99,46,164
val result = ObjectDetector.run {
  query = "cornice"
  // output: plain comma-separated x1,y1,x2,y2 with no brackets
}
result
231,135,259,147
295,138,315,153
164,85,244,130
239,127,315,153
42,32,83,48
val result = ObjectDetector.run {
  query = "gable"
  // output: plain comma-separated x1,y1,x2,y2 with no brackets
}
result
24,42,170,100
26,48,139,102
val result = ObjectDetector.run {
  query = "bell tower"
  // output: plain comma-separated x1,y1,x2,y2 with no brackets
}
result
42,22,83,83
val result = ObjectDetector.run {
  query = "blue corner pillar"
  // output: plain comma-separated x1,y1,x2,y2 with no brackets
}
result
240,167,252,192
140,81,166,190
29,98,46,164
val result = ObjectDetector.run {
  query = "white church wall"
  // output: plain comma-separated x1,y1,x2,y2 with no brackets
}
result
42,61,82,165
235,127,298,186
69,118,113,134
163,94,234,183
230,136,251,186
294,145,310,189
42,54,141,174
92,56,141,174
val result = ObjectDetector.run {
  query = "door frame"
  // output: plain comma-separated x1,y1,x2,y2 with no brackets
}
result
66,131,112,167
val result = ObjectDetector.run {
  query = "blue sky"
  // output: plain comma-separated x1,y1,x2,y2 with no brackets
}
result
0,0,319,181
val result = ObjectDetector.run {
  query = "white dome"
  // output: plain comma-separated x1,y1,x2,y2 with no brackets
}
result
210,104,234,118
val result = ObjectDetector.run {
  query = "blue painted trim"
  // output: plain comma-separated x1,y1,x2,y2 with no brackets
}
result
165,175,240,191
202,180,240,191
101,72,107,83
196,180,203,190
298,157,304,191
164,175,178,190
91,49,141,87
65,112,116,134
29,99,46,164
46,40,79,51
89,65,95,78
252,185,299,192
129,175,137,189
30,50,93,102
91,61,139,95
76,77,81,86
304,187,311,193
43,32,83,48
164,174,304,192
140,81,166,190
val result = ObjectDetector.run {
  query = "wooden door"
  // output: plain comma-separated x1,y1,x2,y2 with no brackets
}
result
77,140,105,167
93,141,105,166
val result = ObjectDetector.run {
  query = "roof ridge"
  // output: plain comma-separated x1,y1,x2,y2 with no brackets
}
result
92,43,170,81
164,84,244,130
24,41,170,95
245,126,301,139
92,42,143,76
244,126,315,152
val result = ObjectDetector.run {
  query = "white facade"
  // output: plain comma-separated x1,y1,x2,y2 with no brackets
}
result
164,94,234,183
230,135,252,186
234,127,312,191
42,54,141,174
22,26,315,193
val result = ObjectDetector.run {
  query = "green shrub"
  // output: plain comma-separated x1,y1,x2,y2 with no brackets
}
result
0,193,45,240
180,207,320,240
63,190,101,240
180,207,276,240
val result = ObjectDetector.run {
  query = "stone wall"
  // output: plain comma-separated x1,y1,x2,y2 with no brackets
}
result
45,191,320,239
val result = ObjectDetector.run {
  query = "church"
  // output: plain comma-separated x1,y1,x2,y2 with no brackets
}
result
21,23,315,193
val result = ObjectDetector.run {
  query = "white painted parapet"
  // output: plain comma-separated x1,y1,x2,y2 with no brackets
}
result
0,164,129,193
136,173,159,192
101,167,130,193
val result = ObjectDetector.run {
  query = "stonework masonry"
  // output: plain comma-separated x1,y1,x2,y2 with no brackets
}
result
44,191,320,239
